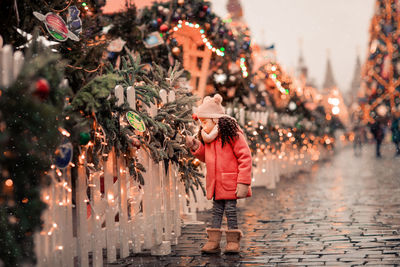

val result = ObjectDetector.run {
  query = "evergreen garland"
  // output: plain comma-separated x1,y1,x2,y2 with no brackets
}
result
0,41,66,266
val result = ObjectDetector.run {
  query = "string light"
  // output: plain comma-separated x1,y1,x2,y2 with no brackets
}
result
240,57,249,78
172,20,225,57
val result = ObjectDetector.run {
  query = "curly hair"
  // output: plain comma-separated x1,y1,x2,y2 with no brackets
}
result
197,117,240,147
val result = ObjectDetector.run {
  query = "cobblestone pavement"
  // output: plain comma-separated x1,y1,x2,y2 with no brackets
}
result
109,145,400,266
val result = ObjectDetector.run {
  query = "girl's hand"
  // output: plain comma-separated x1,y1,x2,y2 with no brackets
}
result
235,183,249,198
185,136,200,151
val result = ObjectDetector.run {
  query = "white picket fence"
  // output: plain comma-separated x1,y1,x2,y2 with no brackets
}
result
32,85,210,266
2,45,331,266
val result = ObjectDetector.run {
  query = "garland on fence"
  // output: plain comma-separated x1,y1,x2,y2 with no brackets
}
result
65,54,204,195
0,40,67,266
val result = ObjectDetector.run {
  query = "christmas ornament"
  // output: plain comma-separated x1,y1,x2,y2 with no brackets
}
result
381,55,390,79
107,37,126,52
79,132,91,145
143,32,164,48
150,19,158,28
157,18,162,25
33,11,79,41
54,141,73,169
126,111,146,132
202,5,209,12
213,73,227,84
160,24,169,33
66,5,82,37
162,8,170,15
34,78,50,100
192,158,201,167
376,104,388,117
132,137,141,148
172,46,181,56
288,101,297,111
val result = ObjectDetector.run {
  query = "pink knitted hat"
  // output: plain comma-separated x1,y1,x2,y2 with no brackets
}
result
195,94,226,119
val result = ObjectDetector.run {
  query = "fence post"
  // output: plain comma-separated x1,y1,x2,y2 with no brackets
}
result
76,156,89,267
104,148,117,262
115,85,131,258
90,170,104,267
0,45,14,87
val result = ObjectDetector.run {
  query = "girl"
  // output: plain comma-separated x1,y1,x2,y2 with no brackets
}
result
185,94,252,254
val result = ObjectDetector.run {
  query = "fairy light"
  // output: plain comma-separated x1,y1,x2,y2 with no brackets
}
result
172,20,225,57
5,179,13,187
240,57,249,78
58,127,71,137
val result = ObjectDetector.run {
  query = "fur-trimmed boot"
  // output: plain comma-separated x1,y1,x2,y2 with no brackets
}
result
224,229,242,253
201,228,222,253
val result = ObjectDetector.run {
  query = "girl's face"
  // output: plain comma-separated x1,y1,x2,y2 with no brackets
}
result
199,118,216,134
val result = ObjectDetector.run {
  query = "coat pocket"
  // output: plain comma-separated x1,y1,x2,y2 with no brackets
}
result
221,173,238,191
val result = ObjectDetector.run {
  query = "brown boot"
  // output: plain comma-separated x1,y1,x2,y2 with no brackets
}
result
224,229,242,254
201,228,222,253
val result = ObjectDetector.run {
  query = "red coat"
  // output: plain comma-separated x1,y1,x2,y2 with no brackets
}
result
192,131,252,200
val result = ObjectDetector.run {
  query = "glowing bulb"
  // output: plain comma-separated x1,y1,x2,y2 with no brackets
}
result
332,106,340,115
5,179,13,187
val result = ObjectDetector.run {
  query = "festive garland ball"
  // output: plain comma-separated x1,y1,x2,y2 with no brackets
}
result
34,78,50,100
79,132,91,145
157,18,162,24
172,46,181,56
160,24,169,32
163,8,170,15
202,5,209,12
192,158,201,167
150,19,158,28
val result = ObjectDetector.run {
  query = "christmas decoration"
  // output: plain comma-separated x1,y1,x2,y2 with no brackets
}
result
172,46,181,56
54,141,73,168
34,78,50,100
0,40,67,266
362,0,400,120
66,5,82,37
78,132,91,145
126,111,146,132
160,24,169,33
143,32,164,48
33,12,79,41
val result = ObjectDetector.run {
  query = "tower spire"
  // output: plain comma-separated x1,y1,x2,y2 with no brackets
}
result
323,50,337,90
297,38,308,79
227,0,243,20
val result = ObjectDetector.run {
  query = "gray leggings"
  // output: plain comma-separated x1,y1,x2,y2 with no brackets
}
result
211,199,238,229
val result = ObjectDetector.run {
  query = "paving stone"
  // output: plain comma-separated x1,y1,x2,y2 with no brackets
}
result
108,145,400,266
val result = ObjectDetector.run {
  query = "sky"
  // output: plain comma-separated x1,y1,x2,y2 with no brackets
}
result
210,0,375,92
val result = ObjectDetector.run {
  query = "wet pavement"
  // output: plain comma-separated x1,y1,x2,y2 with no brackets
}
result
109,144,400,266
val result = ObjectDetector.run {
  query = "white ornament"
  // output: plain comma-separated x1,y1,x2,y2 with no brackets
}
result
288,101,297,111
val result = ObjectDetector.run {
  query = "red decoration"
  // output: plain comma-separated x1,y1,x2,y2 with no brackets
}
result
157,18,162,25
192,114,198,121
160,24,169,32
34,78,50,100
202,5,209,12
